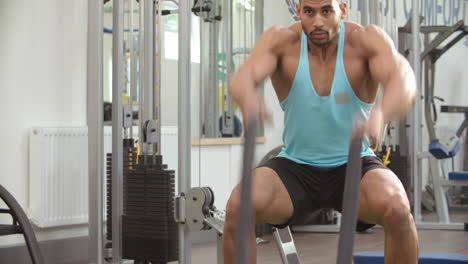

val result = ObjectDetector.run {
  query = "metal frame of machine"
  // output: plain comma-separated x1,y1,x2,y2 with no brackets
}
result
400,15,468,231
87,0,269,263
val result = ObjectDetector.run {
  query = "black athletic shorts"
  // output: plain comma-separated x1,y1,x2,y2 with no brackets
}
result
258,155,389,232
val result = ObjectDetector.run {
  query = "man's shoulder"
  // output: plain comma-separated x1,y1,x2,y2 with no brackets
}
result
262,23,301,55
343,21,365,42
266,22,301,42
344,21,389,57
287,22,303,34
344,21,386,45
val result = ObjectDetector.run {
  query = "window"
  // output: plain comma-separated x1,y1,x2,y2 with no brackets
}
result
162,2,201,62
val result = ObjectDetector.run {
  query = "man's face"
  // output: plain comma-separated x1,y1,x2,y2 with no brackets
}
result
296,0,347,47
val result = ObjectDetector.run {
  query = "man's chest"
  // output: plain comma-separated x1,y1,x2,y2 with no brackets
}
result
279,49,368,96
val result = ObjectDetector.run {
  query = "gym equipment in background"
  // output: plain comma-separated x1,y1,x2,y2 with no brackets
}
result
399,17,468,230
418,21,468,229
427,108,468,223
105,139,178,263
89,0,267,263
89,0,180,262
194,0,262,139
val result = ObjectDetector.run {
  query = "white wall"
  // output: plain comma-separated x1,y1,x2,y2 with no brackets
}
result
0,0,88,246
160,59,202,137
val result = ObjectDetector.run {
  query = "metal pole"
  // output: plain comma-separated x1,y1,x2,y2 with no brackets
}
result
243,1,247,63
361,0,369,26
411,0,422,223
255,0,265,137
179,0,192,263
465,124,468,171
199,4,205,184
154,0,162,153
87,0,104,263
138,0,144,149
129,0,134,139
226,0,233,107
207,13,220,138
223,0,234,136
255,0,264,41
200,3,206,139
112,0,124,262
130,0,139,124
369,0,379,25
140,0,155,155
423,32,437,142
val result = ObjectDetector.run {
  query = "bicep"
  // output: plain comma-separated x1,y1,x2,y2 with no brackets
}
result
363,26,416,105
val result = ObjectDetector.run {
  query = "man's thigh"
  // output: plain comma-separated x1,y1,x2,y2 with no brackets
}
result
358,168,409,226
228,160,293,226
253,157,322,227
251,166,294,225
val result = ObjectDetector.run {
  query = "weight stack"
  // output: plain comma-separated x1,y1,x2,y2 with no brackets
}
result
106,140,178,263
106,139,137,242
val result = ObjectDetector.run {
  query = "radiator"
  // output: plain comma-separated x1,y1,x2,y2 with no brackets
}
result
29,127,112,228
28,126,178,228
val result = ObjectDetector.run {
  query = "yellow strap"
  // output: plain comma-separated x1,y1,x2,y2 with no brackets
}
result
136,143,140,164
383,146,391,166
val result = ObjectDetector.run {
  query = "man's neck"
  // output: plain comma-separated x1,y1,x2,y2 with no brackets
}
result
307,36,339,62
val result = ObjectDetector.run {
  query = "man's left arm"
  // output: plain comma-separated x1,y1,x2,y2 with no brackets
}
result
358,25,417,122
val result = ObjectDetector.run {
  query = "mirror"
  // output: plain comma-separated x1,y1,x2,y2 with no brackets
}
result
103,0,140,126
102,0,264,139
195,0,264,139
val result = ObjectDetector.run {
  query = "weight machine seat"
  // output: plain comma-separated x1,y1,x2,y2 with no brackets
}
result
449,171,468,181
354,251,468,264
429,141,461,159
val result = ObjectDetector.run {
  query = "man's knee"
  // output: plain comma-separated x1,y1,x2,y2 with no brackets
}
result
382,191,413,229
225,186,241,232
361,169,414,228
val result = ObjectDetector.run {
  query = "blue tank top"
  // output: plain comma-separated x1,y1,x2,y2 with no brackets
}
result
277,21,375,168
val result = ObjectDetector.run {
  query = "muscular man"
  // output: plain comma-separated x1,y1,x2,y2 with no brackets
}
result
224,0,418,263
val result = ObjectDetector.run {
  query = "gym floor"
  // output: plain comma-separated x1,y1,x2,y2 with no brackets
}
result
192,209,468,263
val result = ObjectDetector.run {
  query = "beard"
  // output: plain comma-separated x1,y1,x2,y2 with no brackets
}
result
308,30,330,46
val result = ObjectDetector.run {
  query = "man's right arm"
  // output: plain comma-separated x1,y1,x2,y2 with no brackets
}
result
229,25,298,123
